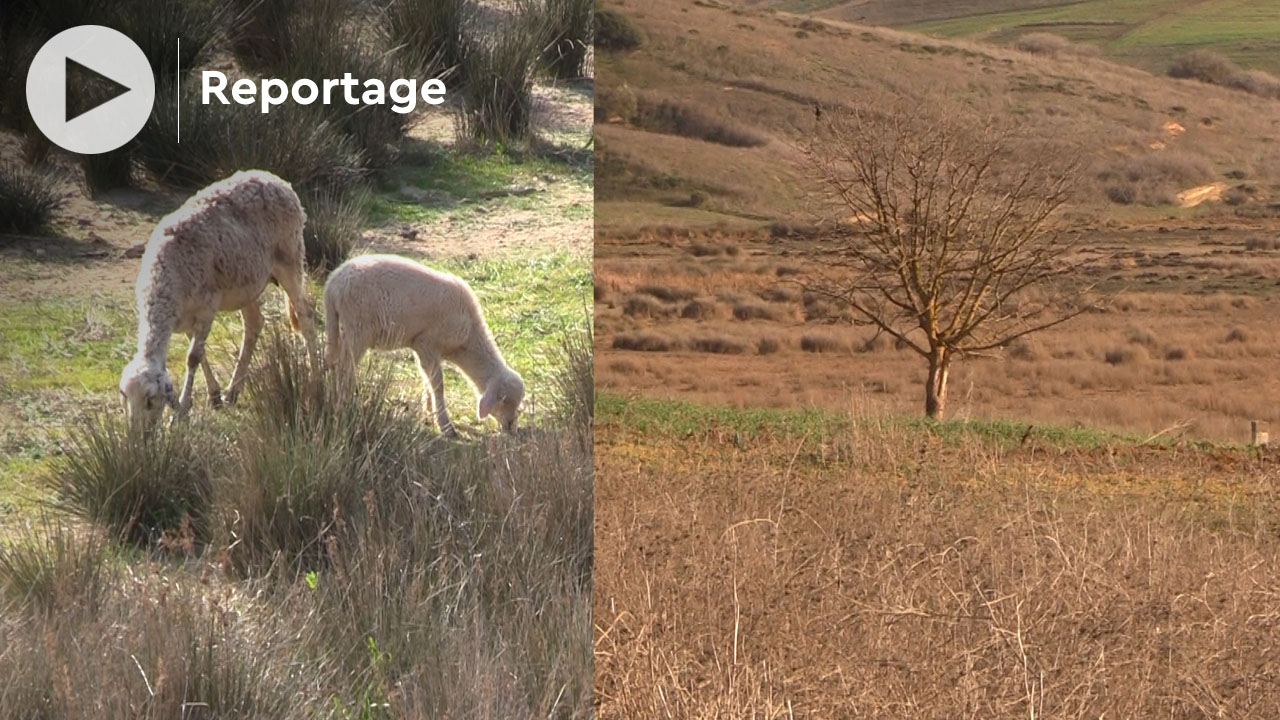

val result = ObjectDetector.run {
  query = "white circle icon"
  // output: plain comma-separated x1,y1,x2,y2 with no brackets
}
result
25,25,156,155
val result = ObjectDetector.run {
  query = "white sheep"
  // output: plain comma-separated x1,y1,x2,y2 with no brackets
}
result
323,254,525,435
119,169,317,427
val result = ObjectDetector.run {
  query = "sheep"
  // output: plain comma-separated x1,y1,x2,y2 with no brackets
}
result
119,169,317,428
323,254,525,435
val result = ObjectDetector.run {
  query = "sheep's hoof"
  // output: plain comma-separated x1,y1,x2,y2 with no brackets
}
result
208,391,223,409
441,425,460,439
224,390,241,406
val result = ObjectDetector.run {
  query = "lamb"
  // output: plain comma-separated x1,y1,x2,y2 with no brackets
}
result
323,254,525,435
119,169,317,428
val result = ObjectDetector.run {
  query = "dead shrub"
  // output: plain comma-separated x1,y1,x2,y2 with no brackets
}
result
1243,236,1279,251
757,286,798,303
1126,326,1159,348
1164,346,1190,361
637,284,697,302
687,242,725,257
1169,50,1237,84
757,337,782,355
1225,327,1248,343
1007,337,1045,361
680,299,723,320
733,302,778,321
801,334,847,353
691,337,747,354
1097,153,1213,206
612,333,679,352
622,294,674,318
775,264,803,277
1104,345,1150,365
633,94,768,148
1012,32,1070,56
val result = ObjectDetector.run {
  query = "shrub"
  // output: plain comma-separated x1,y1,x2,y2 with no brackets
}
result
1013,32,1070,56
1224,69,1280,98
382,0,468,79
680,298,722,320
612,333,678,351
634,95,768,148
622,294,673,318
636,284,696,302
1104,345,1149,365
1097,152,1213,206
113,0,229,80
0,162,65,234
691,336,747,354
596,7,643,51
135,84,366,194
800,334,847,353
1164,346,1190,361
757,337,781,355
455,12,547,145
552,319,593,432
596,82,638,122
302,183,371,276
1168,50,1238,84
543,0,593,79
733,302,778,321
50,414,212,547
1225,327,1248,343
1244,236,1279,251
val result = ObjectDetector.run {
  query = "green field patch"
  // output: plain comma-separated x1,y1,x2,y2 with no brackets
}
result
598,392,1157,450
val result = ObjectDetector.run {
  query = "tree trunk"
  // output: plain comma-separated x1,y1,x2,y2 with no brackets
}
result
925,347,950,419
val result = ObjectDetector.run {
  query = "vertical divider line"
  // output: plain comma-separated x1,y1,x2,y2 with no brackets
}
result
177,37,181,143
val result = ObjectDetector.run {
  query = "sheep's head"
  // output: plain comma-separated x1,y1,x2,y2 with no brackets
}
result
478,368,525,434
119,360,176,429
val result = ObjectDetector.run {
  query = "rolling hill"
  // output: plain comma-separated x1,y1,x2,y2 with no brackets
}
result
596,0,1280,233
765,0,1280,76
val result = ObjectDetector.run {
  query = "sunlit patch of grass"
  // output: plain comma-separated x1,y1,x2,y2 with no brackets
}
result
369,148,591,225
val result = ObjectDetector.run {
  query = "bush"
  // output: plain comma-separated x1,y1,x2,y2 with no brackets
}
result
1097,152,1213,206
596,7,643,51
455,12,547,145
0,162,65,234
135,83,366,194
1224,69,1280,98
596,82,638,122
800,334,847,353
733,302,778,321
1013,32,1070,56
543,0,594,79
50,415,212,547
634,95,768,148
757,337,781,355
691,336,747,354
382,0,468,79
612,332,678,351
1168,50,1238,84
552,319,593,434
302,183,371,275
636,283,696,302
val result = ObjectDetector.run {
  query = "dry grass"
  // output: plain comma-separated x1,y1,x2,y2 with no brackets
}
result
596,227,1280,442
596,401,1280,716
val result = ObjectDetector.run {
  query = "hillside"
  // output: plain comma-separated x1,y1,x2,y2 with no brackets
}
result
596,0,1280,234
761,0,1280,76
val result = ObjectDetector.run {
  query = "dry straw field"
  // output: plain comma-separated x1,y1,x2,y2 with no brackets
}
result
596,0,1280,715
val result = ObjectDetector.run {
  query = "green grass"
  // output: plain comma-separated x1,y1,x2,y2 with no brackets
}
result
371,148,592,225
902,0,1280,72
0,253,589,517
598,392,1166,450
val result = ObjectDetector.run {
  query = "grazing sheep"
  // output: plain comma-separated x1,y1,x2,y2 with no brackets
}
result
323,254,525,435
120,169,317,428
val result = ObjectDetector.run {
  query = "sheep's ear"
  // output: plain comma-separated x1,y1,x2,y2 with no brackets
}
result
478,392,497,419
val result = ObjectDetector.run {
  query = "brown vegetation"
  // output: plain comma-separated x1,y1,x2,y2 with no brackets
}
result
596,413,1280,717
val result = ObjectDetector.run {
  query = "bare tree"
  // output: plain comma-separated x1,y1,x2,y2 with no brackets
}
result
801,103,1091,419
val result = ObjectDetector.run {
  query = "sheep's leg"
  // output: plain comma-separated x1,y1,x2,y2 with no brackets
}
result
176,316,214,418
200,356,222,408
223,302,264,405
413,347,455,437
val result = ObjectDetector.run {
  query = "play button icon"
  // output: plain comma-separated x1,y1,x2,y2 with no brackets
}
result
26,25,156,155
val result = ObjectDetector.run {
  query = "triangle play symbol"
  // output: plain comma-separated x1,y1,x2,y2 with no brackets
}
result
65,56,132,123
